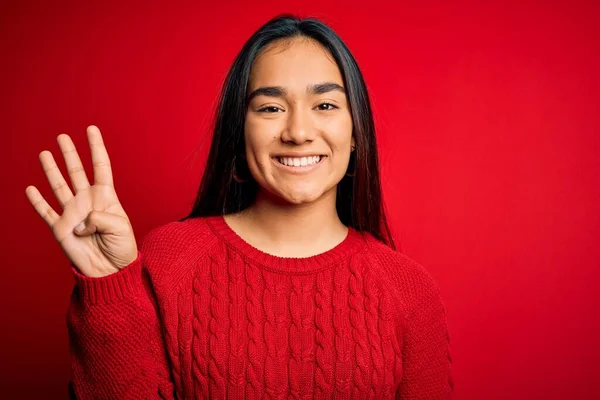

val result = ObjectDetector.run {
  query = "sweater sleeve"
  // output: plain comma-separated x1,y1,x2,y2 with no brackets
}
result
396,285,454,400
66,250,176,399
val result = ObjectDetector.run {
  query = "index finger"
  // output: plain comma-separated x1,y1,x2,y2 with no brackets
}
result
87,125,114,187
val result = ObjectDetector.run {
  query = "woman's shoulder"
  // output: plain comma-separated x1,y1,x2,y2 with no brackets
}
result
141,215,217,248
360,232,444,310
138,216,221,276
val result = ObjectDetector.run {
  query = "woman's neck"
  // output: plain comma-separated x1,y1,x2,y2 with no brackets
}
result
224,188,348,258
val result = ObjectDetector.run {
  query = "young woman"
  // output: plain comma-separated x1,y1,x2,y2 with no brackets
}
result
26,14,453,399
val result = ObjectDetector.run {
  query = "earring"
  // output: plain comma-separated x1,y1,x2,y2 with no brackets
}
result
232,155,248,183
345,147,356,177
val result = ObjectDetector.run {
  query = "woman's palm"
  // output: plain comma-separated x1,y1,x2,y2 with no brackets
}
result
25,125,137,278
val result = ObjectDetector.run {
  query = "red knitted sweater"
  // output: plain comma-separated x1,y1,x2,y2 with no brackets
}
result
67,215,453,399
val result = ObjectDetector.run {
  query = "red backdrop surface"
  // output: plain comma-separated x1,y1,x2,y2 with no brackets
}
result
2,1,599,398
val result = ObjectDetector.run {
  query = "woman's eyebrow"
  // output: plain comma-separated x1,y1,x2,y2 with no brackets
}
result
247,82,346,102
309,82,346,96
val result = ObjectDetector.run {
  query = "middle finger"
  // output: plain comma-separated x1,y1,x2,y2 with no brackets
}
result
57,134,91,194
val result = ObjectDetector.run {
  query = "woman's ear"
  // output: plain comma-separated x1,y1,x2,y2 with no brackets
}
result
351,136,356,151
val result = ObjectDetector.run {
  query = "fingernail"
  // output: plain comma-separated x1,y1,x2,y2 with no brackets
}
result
75,222,85,233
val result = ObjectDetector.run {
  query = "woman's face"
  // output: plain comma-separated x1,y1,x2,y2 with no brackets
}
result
244,37,354,205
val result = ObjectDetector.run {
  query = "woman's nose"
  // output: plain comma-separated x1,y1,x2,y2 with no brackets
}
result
280,106,316,144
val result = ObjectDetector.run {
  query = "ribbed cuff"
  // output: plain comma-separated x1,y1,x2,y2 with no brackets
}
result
71,251,143,305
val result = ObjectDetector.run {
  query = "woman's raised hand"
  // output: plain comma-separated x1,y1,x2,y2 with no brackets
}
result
25,125,138,278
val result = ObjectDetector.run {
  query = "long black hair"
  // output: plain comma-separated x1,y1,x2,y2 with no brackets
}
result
180,13,396,249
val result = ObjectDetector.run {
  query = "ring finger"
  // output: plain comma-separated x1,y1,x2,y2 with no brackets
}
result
39,150,74,209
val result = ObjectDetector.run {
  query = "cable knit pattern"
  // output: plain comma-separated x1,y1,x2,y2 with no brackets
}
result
208,251,229,398
332,263,352,397
314,268,335,399
348,255,371,397
192,263,210,398
244,257,266,399
67,215,453,399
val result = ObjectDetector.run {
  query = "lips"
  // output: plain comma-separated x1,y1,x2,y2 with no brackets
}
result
271,155,327,173
275,155,325,167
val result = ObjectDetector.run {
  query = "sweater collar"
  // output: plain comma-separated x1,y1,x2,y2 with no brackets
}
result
206,215,366,274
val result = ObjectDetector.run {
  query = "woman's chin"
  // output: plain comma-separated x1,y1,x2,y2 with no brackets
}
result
276,185,334,205
284,194,320,205
256,179,338,206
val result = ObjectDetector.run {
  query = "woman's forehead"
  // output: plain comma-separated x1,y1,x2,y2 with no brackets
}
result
248,38,343,92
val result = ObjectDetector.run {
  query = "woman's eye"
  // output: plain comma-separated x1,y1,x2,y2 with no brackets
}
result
258,106,282,113
316,103,337,111
257,103,337,112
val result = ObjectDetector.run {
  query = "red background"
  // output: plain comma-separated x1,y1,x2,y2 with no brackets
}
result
3,1,599,398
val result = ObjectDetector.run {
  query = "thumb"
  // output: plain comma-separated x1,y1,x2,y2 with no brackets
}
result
73,210,128,236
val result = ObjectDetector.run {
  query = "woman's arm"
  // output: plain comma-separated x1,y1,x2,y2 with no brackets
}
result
396,286,454,399
66,251,176,399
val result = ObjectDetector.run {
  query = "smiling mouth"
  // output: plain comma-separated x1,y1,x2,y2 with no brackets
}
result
274,155,327,167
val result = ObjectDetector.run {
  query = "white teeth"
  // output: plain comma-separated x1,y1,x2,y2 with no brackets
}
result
277,156,322,166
